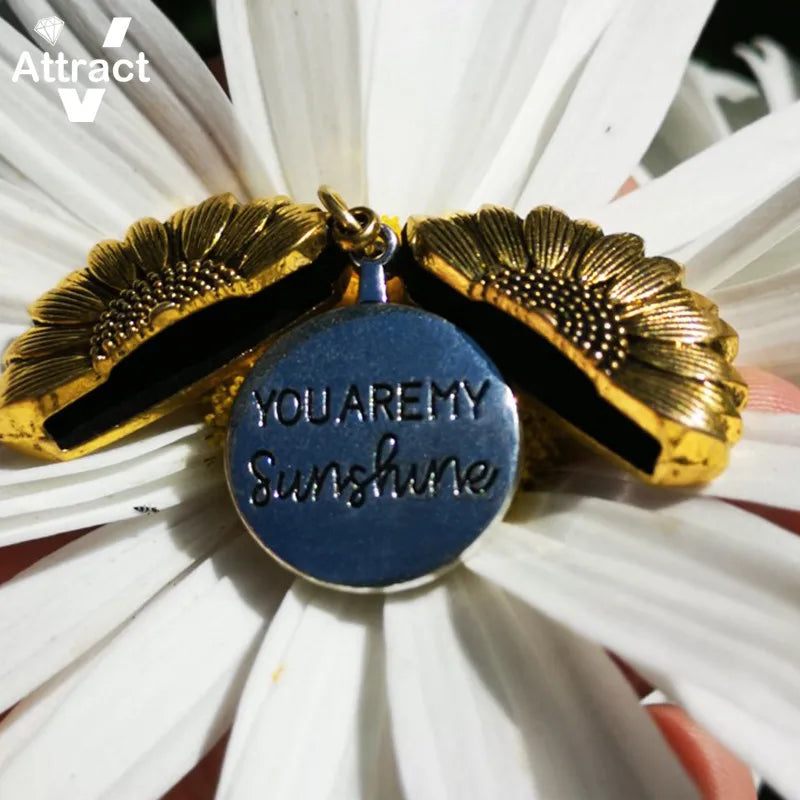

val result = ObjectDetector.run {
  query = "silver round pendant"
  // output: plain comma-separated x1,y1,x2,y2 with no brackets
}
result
226,301,520,592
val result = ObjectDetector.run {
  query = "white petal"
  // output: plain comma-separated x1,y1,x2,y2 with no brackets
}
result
0,497,236,712
642,64,729,178
470,0,621,208
470,492,800,735
711,266,800,379
0,15,210,215
596,100,800,253
6,0,269,206
0,18,175,233
416,0,566,212
742,410,800,446
384,572,696,800
0,416,203,487
649,675,800,800
711,263,800,335
0,432,209,519
225,0,365,204
217,582,395,800
704,437,800,510
518,0,715,214
677,178,800,290
214,0,288,193
0,179,97,265
724,225,800,285
0,460,221,546
736,38,798,113
0,536,289,800
366,0,564,217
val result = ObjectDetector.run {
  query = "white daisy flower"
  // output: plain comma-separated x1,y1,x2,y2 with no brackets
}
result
646,37,799,181
0,1,798,799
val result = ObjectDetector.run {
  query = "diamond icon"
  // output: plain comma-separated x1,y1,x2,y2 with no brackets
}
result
33,16,65,46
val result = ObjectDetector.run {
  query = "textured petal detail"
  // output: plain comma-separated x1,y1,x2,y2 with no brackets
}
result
606,256,683,302
523,206,603,276
471,491,800,734
623,297,724,343
576,233,645,285
615,362,737,440
3,326,91,365
408,203,744,475
169,193,238,262
628,340,748,410
237,202,327,278
0,537,290,800
218,583,394,800
211,197,286,265
0,501,235,713
384,572,697,800
476,205,527,271
86,239,140,292
1,354,92,405
408,214,485,279
29,278,105,325
125,217,170,275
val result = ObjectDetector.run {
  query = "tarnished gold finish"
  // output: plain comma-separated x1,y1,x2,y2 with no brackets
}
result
317,185,382,255
0,194,338,460
0,189,747,487
405,205,747,485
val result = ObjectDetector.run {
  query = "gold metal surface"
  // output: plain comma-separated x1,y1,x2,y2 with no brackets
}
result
0,191,747,487
406,205,747,486
0,194,333,460
317,185,381,254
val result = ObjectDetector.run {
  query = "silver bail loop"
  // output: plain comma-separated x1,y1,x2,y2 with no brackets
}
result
353,223,397,304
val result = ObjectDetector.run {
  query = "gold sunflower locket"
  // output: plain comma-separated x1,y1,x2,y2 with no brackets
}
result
0,189,745,492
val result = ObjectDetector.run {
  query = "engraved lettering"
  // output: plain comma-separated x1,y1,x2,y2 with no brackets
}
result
369,383,395,421
431,381,460,420
463,379,491,419
253,380,493,426
277,388,302,426
248,433,500,509
252,389,277,427
463,460,499,494
337,384,367,423
249,449,275,505
305,386,331,425
398,381,424,421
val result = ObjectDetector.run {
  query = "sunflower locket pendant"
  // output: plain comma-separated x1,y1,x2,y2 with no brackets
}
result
226,198,520,592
